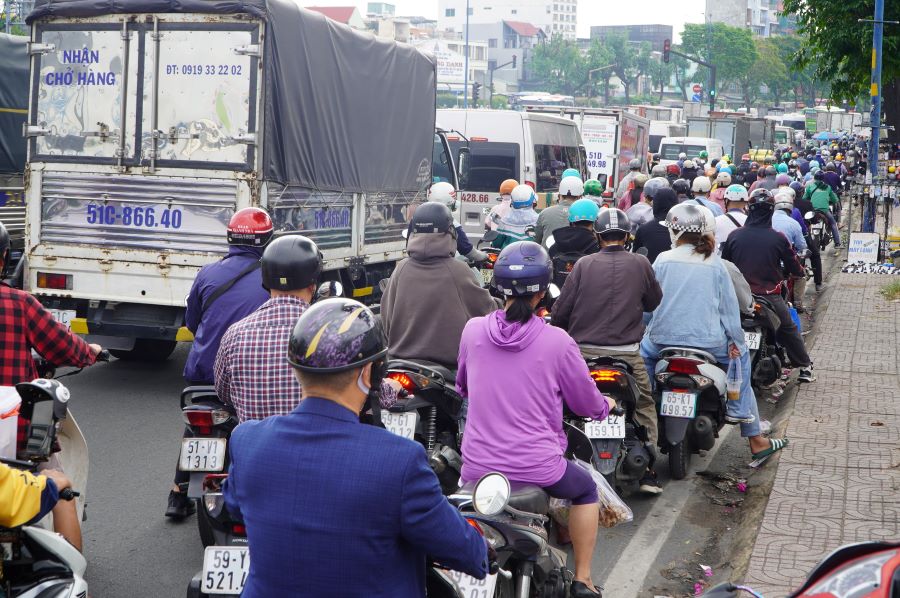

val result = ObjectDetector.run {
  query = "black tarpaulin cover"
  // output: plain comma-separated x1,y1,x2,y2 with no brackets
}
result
0,34,29,174
28,0,437,193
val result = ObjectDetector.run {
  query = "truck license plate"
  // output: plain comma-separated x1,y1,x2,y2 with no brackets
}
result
48,309,77,329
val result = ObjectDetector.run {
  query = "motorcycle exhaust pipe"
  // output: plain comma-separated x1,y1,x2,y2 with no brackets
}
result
619,445,650,480
690,415,716,451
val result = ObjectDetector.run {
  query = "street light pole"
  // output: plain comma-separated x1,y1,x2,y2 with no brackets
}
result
864,0,885,233
463,0,470,109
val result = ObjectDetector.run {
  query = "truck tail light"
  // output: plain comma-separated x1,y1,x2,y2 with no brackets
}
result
36,272,72,290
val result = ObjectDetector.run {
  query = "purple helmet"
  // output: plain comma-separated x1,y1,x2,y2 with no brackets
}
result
789,181,804,196
492,241,552,297
288,298,387,372
775,173,792,187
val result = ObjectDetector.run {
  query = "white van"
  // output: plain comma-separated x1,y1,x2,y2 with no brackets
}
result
436,109,586,235
649,121,687,154
658,137,725,167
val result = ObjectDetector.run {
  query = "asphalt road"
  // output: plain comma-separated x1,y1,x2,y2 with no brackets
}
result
59,343,757,598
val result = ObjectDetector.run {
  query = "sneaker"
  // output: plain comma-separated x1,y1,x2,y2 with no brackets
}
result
833,243,842,249
798,367,816,383
165,489,196,520
815,283,827,292
639,472,663,495
726,413,756,425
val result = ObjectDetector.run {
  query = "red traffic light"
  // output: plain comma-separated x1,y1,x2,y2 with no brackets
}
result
663,38,671,63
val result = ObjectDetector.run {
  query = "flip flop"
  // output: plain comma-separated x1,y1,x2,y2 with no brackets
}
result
749,438,789,468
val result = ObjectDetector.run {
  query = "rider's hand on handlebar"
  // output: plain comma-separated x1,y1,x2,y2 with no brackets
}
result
89,344,103,357
42,469,72,492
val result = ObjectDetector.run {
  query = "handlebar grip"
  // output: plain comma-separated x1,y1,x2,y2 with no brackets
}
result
96,350,111,362
59,488,80,501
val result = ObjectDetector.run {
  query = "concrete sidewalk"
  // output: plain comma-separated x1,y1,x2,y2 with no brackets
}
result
744,271,900,595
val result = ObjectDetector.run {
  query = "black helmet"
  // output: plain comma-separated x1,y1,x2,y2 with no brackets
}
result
764,166,778,177
825,162,836,172
287,298,387,373
261,235,323,292
408,201,455,237
594,208,631,237
814,170,825,181
671,178,692,196
747,188,775,211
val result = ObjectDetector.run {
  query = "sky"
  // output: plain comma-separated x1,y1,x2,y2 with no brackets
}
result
301,0,707,40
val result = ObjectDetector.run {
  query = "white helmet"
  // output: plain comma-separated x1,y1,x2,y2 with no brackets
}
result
723,184,749,204
428,181,457,210
559,176,584,199
683,159,696,169
715,171,732,186
510,184,537,209
780,187,796,200
678,152,687,160
691,177,711,194
774,191,794,212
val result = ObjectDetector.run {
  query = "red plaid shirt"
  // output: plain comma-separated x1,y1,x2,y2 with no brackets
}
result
215,296,397,422
0,284,95,386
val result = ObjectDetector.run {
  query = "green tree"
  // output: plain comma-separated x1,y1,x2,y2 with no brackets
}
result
782,0,900,139
680,22,757,103
648,57,674,103
529,35,587,96
670,50,691,101
607,34,653,104
585,37,615,104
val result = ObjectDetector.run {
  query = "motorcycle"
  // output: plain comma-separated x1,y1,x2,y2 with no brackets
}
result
1,374,91,598
653,347,728,480
576,357,654,490
383,360,466,495
804,210,833,252
740,297,787,390
703,542,900,597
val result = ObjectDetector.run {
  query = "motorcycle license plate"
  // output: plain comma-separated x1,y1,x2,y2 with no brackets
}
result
480,268,494,285
744,331,762,350
812,223,824,232
382,411,418,439
201,547,249,595
179,438,227,472
660,391,698,419
439,569,497,597
584,415,625,439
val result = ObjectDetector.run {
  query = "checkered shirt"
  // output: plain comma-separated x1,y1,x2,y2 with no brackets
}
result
0,284,94,386
215,296,399,422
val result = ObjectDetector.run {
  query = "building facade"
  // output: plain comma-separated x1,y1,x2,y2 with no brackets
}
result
589,24,673,51
705,0,779,37
437,0,578,40
466,20,546,93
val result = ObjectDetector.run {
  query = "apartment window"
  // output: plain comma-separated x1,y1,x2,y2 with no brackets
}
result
511,9,517,14
468,7,473,15
445,8,455,16
488,38,497,48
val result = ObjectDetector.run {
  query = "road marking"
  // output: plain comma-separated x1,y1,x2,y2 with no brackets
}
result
603,425,737,597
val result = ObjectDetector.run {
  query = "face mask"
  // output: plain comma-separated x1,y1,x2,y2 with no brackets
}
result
357,369,371,396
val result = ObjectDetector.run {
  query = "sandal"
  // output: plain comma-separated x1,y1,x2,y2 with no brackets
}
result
749,438,789,468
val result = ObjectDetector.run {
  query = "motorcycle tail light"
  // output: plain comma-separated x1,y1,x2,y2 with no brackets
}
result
183,410,213,434
591,369,626,386
690,375,713,387
231,523,247,536
387,371,431,392
598,452,614,459
465,518,483,534
666,358,702,375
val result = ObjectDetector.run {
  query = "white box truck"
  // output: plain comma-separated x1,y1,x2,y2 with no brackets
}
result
22,0,447,360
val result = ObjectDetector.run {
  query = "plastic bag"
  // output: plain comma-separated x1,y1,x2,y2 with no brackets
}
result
548,459,633,529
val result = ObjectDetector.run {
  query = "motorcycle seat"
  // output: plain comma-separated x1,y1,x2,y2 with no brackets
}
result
658,346,718,365
457,481,550,516
388,358,456,385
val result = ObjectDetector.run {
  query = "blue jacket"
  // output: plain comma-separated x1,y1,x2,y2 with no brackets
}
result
223,397,488,597
772,210,808,253
645,244,746,354
183,246,269,383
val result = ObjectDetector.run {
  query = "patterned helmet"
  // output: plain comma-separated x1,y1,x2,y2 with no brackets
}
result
288,298,387,373
715,171,732,186
748,188,776,212
594,208,631,237
664,203,716,244
492,241,552,297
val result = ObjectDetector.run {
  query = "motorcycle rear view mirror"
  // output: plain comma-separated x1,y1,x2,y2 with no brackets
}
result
316,281,344,302
473,473,511,516
547,283,561,300
804,211,815,220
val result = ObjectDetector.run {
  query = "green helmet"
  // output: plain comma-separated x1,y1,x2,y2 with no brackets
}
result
699,150,709,159
776,162,788,174
583,179,605,197
568,198,600,224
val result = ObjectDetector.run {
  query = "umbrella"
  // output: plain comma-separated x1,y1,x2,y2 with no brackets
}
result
813,131,837,140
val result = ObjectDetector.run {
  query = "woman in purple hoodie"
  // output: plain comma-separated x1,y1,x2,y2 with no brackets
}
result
457,241,614,598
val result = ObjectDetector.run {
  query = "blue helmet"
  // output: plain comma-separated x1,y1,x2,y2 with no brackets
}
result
493,241,552,297
562,168,581,180
718,165,733,175
568,198,599,224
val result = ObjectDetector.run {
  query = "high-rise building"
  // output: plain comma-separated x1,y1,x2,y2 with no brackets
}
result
437,0,578,40
589,24,673,51
705,0,779,37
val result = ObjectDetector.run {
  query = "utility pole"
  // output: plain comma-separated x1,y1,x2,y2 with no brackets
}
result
463,0,470,109
864,0,885,233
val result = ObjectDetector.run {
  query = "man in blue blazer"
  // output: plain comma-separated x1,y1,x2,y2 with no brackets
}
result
224,298,488,597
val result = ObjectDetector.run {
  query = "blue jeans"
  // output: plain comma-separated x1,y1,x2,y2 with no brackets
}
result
640,339,761,438
818,209,841,245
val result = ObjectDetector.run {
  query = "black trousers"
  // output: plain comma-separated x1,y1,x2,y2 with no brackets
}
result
804,233,823,285
766,293,812,368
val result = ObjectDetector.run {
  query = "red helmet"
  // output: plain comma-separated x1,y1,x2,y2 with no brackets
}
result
666,164,680,175
227,207,274,247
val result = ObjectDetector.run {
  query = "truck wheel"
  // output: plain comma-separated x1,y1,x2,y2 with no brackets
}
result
109,339,177,362
668,439,690,480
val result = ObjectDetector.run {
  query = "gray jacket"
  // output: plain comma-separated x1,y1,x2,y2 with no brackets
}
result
534,200,573,245
381,232,499,368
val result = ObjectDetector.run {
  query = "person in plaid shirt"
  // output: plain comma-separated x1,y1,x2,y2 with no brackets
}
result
0,223,100,386
215,235,399,422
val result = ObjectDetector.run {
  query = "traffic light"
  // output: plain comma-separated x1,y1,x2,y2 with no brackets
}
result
709,89,716,101
472,82,481,105
511,54,517,69
663,38,671,63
